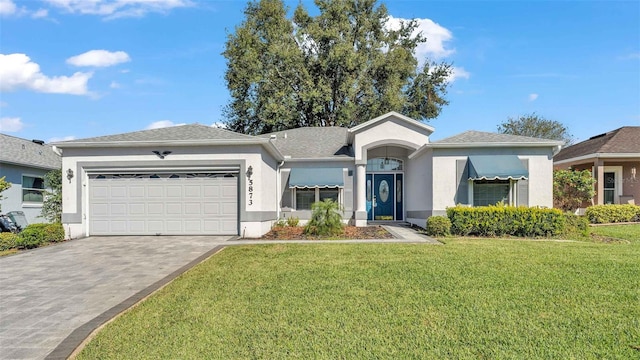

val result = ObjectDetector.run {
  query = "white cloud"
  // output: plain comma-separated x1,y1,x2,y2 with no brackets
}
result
0,0,16,16
45,0,193,19
67,50,131,67
146,120,186,130
48,135,76,142
0,117,24,132
210,122,226,129
448,66,470,82
386,16,455,62
31,8,48,18
619,52,640,60
528,93,539,102
0,53,92,95
0,101,7,107
109,81,121,89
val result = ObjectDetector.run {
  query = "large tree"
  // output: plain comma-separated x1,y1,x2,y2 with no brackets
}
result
223,0,452,135
497,113,574,145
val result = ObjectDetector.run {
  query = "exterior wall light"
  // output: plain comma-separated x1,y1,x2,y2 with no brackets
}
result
632,166,637,180
246,165,253,178
66,168,74,183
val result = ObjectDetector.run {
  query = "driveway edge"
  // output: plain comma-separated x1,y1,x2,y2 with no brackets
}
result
46,245,226,360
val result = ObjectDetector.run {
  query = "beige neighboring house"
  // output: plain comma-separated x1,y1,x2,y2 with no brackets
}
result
554,126,640,207
53,112,562,238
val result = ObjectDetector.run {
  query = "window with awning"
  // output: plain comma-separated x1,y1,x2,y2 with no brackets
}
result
467,155,528,180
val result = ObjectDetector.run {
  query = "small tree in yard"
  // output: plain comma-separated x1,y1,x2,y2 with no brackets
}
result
304,199,343,236
0,176,10,212
553,169,596,212
41,169,62,223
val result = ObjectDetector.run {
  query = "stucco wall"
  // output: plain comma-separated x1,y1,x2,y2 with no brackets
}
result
353,117,429,161
0,163,53,224
60,144,277,238
431,147,555,212
405,147,433,228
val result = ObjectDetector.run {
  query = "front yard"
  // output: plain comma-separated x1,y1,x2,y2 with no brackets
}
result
77,234,640,359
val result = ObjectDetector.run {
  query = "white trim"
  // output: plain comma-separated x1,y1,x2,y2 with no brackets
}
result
554,152,640,165
409,141,562,159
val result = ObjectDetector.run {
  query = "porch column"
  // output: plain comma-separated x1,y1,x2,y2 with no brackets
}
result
595,159,604,205
355,163,367,226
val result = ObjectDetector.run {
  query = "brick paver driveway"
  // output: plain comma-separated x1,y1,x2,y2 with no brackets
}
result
0,236,230,360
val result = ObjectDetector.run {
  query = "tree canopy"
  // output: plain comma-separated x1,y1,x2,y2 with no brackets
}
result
553,169,596,212
223,0,452,135
497,113,574,145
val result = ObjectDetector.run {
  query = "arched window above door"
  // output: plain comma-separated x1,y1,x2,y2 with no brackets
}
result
366,157,403,171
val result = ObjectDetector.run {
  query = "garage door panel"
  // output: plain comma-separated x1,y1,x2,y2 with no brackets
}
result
89,174,238,235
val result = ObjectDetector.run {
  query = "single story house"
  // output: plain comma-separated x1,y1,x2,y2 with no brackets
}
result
54,112,562,238
0,133,62,224
554,126,640,206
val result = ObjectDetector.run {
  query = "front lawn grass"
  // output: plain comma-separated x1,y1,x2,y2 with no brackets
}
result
591,223,640,243
78,240,640,359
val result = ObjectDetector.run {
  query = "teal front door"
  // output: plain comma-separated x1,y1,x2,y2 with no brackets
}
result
373,174,394,220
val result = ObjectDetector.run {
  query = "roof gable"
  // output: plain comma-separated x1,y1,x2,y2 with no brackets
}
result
348,111,434,140
0,133,61,170
554,126,640,162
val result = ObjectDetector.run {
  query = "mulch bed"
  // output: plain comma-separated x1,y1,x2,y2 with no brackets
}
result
260,225,394,240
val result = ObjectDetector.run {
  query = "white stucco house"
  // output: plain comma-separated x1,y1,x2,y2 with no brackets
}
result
54,112,562,238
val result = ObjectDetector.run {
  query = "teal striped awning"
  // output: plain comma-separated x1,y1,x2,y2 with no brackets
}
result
289,168,344,188
468,155,528,180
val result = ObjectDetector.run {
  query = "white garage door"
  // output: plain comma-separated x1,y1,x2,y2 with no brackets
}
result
89,172,238,235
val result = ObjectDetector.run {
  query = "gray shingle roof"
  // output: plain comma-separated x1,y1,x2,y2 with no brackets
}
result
56,124,258,144
433,130,560,144
0,133,61,170
259,127,352,159
554,126,640,161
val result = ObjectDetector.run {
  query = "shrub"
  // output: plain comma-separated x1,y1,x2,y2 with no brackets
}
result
0,232,19,251
585,204,640,224
426,216,451,237
272,218,286,228
561,213,590,238
304,199,343,236
446,205,565,237
14,222,65,249
286,216,300,227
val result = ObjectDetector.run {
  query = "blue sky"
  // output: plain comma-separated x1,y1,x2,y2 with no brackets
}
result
1,0,638,144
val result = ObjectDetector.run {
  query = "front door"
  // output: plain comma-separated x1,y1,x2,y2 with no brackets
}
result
373,174,394,220
604,172,615,204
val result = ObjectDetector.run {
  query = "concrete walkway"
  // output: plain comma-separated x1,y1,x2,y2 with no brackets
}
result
0,226,438,360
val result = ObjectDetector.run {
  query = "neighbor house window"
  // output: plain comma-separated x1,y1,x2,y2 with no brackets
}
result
22,175,45,204
294,187,342,210
472,180,510,207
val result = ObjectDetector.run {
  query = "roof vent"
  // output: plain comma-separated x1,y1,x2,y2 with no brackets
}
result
270,134,277,140
32,139,45,145
284,133,287,139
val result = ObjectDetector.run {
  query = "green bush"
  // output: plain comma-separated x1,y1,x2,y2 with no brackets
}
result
0,232,19,251
585,204,640,224
304,199,343,236
14,222,65,249
426,216,451,237
561,214,590,238
446,205,566,237
286,216,300,227
272,218,286,228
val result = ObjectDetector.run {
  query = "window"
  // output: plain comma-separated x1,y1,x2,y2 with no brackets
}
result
295,188,315,210
22,175,45,204
473,180,510,207
603,172,615,204
294,187,341,210
366,157,403,171
319,188,339,202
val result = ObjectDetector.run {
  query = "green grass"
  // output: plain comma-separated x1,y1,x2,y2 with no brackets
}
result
78,240,640,359
591,224,640,243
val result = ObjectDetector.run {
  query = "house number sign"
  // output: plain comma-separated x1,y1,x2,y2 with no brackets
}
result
246,165,254,206
248,178,254,206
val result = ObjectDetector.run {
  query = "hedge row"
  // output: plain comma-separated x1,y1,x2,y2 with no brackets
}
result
446,205,566,237
0,223,65,251
585,204,640,224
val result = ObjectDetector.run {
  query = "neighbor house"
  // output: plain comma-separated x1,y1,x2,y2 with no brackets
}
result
554,126,640,207
0,133,62,224
54,112,562,238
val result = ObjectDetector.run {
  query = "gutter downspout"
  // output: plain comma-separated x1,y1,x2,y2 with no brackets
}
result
276,159,285,221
